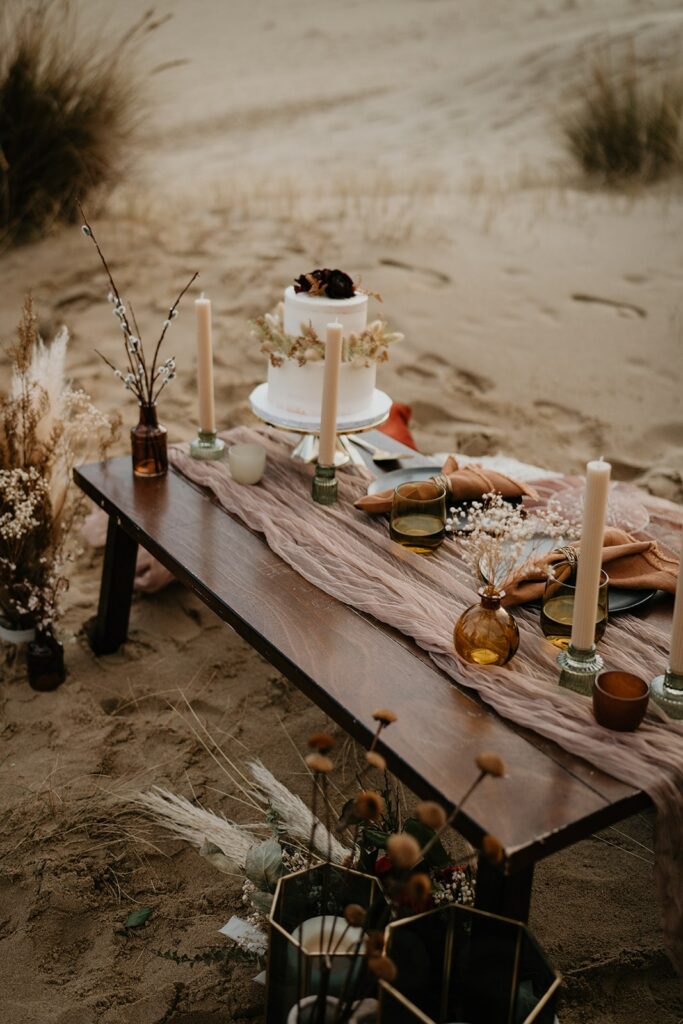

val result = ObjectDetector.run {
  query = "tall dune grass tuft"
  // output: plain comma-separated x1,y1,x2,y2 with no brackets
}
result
563,50,683,185
0,2,163,244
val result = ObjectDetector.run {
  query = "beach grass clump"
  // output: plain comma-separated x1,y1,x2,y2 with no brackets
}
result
0,2,159,244
563,51,683,184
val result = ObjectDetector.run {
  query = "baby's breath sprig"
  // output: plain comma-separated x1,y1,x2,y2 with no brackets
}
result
450,492,574,595
78,202,198,408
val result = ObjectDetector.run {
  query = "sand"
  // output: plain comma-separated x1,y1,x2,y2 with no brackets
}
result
1,0,682,1021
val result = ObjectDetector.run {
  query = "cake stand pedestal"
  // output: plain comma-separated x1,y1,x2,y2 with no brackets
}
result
249,384,392,466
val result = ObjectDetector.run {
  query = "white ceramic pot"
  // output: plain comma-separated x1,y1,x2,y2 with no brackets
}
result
287,996,378,1024
287,996,339,1024
0,619,35,645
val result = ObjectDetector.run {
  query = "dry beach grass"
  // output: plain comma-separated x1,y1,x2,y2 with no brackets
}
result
1,0,683,1021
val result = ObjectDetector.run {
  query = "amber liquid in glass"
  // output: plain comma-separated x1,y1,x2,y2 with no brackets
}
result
541,595,607,649
390,513,445,554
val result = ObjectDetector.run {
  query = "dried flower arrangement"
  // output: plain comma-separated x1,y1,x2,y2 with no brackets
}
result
134,707,506,1024
0,297,117,650
79,205,197,407
449,492,575,595
253,302,403,369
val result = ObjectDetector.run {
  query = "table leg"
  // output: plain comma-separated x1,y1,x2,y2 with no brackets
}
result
475,857,534,923
87,517,138,655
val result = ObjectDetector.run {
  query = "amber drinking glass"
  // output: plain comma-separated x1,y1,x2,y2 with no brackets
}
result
390,480,447,554
541,561,608,649
593,671,649,731
131,403,168,478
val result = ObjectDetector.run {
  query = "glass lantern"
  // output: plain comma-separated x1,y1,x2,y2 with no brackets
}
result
379,902,560,1024
267,861,387,1024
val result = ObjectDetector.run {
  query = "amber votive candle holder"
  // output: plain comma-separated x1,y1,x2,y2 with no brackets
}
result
592,671,649,732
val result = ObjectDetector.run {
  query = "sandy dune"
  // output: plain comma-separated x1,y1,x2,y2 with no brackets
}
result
1,0,682,1021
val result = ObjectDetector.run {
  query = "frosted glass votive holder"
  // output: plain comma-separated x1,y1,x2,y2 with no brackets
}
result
228,443,266,485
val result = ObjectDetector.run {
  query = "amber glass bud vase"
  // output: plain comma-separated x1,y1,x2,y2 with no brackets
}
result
454,586,520,666
131,403,168,478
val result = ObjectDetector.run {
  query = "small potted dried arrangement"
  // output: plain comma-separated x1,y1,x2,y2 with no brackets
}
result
450,494,573,666
79,204,197,478
0,298,117,686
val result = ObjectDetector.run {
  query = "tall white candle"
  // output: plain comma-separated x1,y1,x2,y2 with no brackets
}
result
195,293,216,434
317,322,343,467
571,458,611,650
668,530,683,674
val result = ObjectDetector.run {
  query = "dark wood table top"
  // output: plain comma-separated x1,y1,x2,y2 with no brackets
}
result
75,431,666,875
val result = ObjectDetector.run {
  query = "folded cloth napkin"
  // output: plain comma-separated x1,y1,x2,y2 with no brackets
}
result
504,527,679,606
378,401,417,450
354,454,538,514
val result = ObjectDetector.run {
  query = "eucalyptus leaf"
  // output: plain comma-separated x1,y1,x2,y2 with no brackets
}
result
125,906,152,928
199,837,242,875
245,838,284,892
404,818,450,868
362,826,389,849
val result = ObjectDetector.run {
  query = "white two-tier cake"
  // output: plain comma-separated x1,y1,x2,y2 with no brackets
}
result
250,269,401,431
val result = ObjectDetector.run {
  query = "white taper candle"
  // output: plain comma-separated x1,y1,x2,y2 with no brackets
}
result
195,293,216,434
571,458,611,650
317,322,343,467
668,530,683,674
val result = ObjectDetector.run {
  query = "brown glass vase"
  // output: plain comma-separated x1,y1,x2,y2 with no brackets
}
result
27,630,66,691
131,403,168,478
454,587,520,666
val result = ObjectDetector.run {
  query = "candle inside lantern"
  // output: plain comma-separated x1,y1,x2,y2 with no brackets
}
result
571,458,611,650
668,530,683,675
195,293,216,434
317,321,343,467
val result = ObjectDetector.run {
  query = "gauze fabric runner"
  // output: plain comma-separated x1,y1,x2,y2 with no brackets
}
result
170,427,683,973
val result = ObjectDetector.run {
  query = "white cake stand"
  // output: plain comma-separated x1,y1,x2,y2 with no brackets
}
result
249,383,392,465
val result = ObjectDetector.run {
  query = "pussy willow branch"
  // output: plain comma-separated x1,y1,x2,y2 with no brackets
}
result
149,270,199,394
77,202,141,391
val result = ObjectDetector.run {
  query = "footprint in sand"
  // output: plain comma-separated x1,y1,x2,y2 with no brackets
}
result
397,354,493,393
571,293,647,319
378,258,451,288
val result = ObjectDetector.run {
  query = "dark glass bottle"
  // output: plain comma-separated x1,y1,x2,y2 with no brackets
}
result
131,403,168,478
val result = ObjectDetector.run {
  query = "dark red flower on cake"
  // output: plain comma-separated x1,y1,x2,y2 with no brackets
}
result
293,269,355,299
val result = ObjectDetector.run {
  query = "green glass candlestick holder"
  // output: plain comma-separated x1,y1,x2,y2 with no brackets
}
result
190,429,225,461
558,643,604,697
312,463,337,505
650,668,683,720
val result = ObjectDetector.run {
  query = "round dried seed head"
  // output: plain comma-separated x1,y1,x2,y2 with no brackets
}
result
481,834,505,865
365,750,387,771
372,708,397,725
386,832,421,869
353,790,385,821
415,800,447,830
307,731,336,754
344,903,366,927
305,753,333,774
475,752,506,778
404,872,431,902
369,955,398,983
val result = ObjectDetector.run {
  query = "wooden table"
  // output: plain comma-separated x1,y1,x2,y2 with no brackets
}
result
74,432,662,925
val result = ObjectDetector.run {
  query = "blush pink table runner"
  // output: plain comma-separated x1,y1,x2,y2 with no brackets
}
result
170,426,683,974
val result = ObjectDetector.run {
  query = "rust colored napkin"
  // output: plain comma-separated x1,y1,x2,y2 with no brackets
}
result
505,527,679,606
354,454,538,514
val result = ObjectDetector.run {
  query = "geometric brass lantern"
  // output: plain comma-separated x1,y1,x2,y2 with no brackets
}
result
267,862,386,1024
379,902,561,1024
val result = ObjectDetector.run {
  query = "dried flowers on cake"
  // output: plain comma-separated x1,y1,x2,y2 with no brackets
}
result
293,268,356,299
252,302,402,368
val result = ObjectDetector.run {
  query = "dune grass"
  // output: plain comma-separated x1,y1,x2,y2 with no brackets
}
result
563,48,683,185
0,2,164,245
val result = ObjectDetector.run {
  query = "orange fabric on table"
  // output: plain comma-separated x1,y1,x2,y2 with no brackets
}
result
354,454,538,514
504,527,679,606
